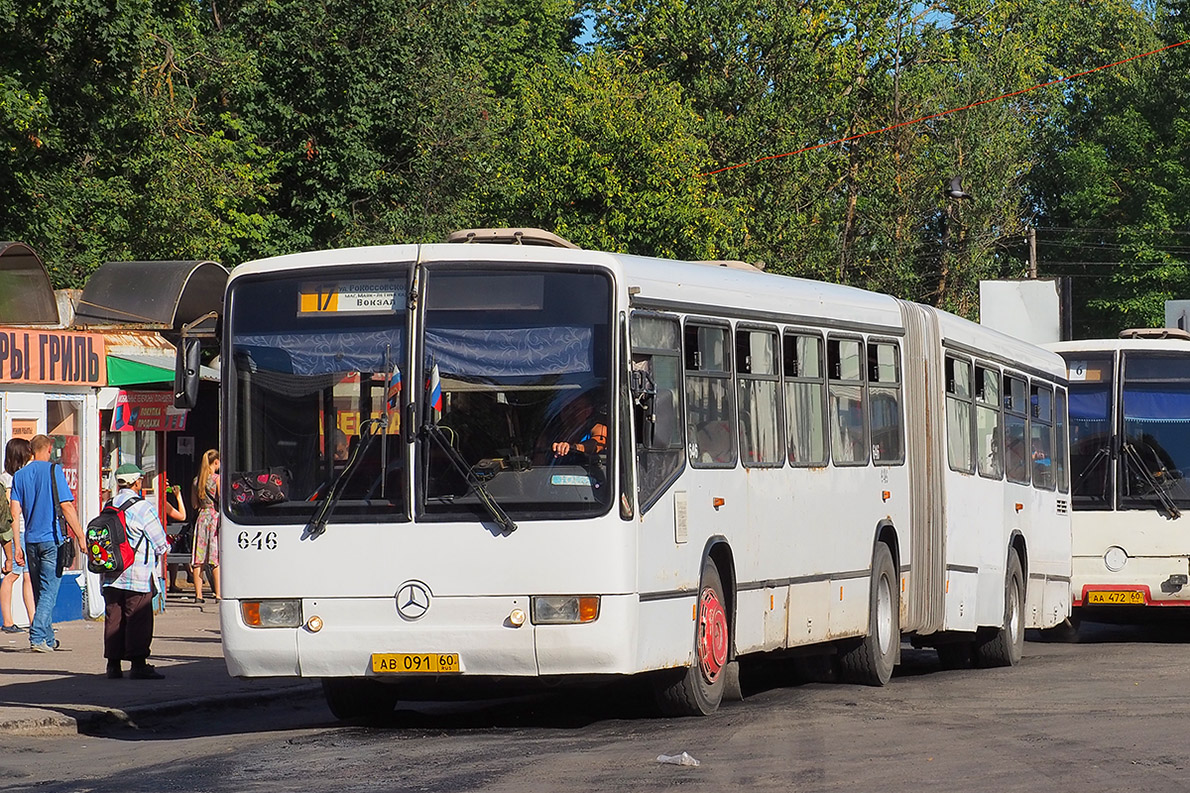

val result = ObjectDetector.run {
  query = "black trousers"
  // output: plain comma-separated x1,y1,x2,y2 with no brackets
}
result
103,587,154,662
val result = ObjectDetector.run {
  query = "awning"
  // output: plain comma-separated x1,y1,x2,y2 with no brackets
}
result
103,331,219,386
74,260,228,329
107,354,172,387
0,242,59,325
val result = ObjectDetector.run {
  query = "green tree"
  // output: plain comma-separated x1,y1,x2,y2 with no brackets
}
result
217,0,584,253
476,49,744,258
592,0,1150,316
0,0,277,285
1028,0,1190,337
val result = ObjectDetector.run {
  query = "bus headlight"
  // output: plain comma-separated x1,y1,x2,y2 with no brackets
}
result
531,596,600,624
242,599,302,628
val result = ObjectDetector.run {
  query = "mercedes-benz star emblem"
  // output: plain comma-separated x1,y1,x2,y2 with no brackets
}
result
395,580,432,621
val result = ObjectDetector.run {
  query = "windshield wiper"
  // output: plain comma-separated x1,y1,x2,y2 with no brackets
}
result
423,422,517,534
1073,446,1109,494
1122,442,1182,520
302,418,384,540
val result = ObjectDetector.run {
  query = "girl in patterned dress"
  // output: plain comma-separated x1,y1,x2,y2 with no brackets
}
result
190,449,221,602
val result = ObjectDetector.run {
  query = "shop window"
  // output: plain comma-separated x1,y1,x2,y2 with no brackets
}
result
47,399,83,498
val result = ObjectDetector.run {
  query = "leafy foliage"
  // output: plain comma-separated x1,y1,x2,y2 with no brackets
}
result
1027,0,1190,336
0,0,278,284
476,49,744,259
0,0,1185,335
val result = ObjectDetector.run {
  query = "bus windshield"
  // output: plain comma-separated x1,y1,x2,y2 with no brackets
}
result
1120,353,1190,509
226,269,410,523
1067,356,1113,509
419,266,614,521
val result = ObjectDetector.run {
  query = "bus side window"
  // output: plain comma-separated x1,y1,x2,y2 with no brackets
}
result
1004,374,1030,484
630,313,686,512
1031,382,1055,489
1055,387,1069,493
945,356,974,473
736,326,782,467
784,332,827,466
828,336,867,466
686,322,737,468
975,365,1003,479
868,341,903,465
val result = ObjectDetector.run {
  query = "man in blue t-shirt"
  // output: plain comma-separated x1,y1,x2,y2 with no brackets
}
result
11,434,85,652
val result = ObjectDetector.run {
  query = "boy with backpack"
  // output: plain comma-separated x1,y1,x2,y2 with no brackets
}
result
97,463,169,679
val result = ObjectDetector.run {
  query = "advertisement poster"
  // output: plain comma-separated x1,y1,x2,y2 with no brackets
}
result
110,390,188,432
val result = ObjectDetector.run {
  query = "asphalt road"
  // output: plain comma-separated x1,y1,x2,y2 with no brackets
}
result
3,620,1189,792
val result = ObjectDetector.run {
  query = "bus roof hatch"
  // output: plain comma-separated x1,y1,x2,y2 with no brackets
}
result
445,228,580,249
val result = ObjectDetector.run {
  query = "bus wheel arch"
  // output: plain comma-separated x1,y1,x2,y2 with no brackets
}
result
875,522,903,655
974,546,1026,667
655,542,736,715
1009,531,1028,593
839,538,899,686
875,521,901,579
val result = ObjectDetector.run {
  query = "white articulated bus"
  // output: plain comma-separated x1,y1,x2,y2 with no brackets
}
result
214,229,1071,719
1047,330,1190,624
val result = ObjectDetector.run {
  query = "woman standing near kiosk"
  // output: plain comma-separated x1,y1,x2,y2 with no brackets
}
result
191,449,220,602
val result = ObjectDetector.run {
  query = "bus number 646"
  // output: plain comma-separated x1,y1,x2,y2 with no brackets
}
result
237,530,278,551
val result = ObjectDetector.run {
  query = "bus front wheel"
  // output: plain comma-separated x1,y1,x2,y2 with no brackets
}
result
974,552,1025,667
322,678,399,723
655,558,729,716
840,542,899,686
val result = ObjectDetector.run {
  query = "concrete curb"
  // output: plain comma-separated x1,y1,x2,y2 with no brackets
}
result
0,682,321,736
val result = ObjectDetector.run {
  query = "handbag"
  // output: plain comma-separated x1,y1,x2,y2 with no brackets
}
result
59,536,77,568
228,468,291,505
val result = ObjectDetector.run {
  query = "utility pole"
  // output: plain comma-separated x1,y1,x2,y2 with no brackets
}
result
1028,227,1037,279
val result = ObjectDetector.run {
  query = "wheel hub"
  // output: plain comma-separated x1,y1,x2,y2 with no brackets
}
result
698,587,729,683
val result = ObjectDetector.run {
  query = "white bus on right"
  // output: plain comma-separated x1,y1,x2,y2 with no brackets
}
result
1047,329,1190,626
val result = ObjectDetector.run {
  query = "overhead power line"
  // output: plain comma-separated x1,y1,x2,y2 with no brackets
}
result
700,38,1190,177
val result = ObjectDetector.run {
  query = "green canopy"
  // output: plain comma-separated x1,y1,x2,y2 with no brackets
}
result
106,354,171,386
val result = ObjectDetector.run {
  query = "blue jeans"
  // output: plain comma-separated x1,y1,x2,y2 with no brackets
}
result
25,541,61,647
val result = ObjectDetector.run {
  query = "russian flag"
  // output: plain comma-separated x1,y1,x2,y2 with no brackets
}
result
428,363,443,413
386,367,402,412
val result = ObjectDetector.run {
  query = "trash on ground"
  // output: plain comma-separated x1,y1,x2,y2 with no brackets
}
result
657,752,701,767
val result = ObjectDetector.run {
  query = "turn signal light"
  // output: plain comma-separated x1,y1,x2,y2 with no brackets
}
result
531,596,601,624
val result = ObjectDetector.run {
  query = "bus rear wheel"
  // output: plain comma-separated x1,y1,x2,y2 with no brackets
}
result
840,542,899,686
974,552,1025,667
655,558,729,716
322,678,399,723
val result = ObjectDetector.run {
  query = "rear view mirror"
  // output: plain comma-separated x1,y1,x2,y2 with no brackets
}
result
174,337,202,409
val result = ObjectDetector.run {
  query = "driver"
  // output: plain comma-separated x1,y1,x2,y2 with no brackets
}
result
552,422,608,458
